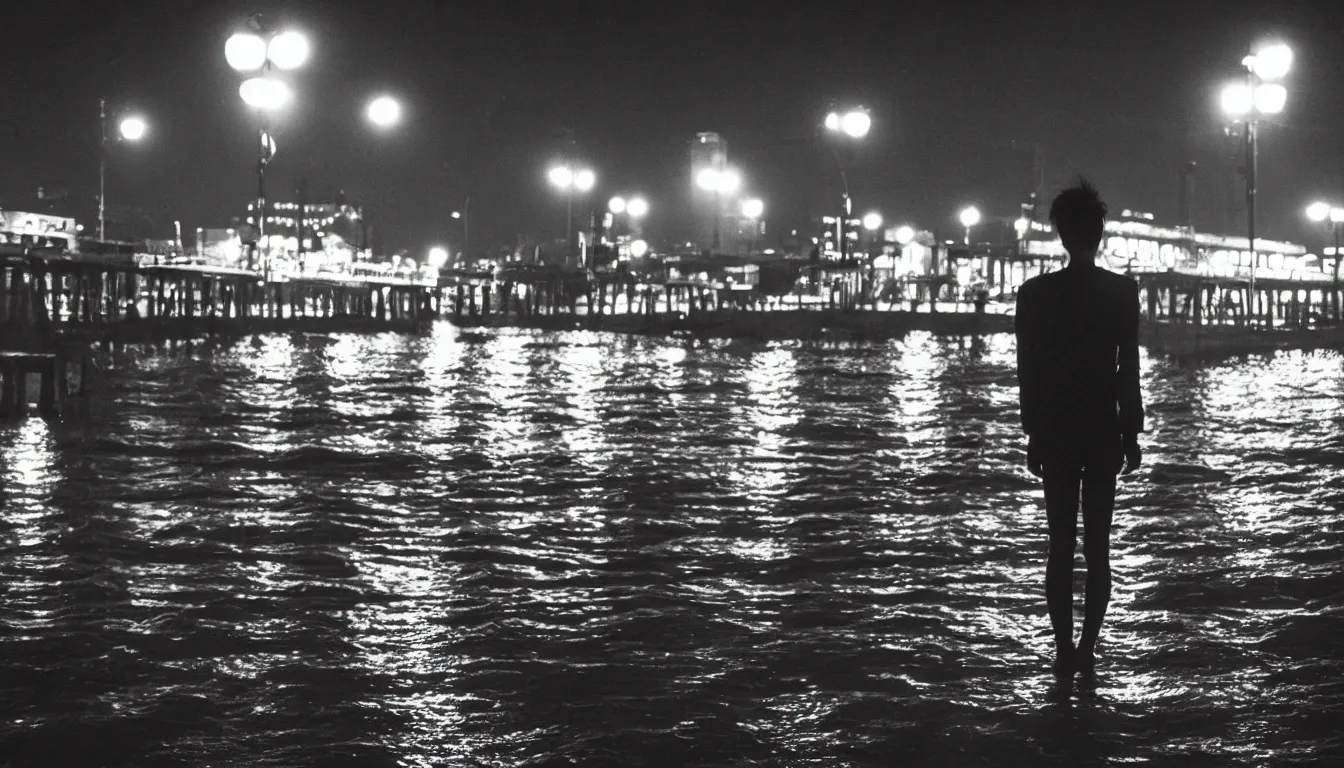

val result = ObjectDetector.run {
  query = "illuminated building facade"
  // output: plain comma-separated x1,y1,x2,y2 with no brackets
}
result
240,200,367,276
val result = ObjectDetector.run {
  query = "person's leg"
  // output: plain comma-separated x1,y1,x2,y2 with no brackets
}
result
1042,461,1083,669
1077,455,1118,667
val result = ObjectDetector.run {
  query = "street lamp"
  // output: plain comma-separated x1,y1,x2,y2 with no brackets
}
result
895,225,916,246
548,164,595,263
862,212,883,231
959,205,981,245
366,95,402,129
823,106,871,262
626,197,648,219
98,100,149,242
227,25,309,272
697,167,742,252
427,246,449,269
1306,201,1344,286
1221,41,1292,315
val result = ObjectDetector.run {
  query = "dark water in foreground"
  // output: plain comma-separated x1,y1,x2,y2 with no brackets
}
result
1,326,1342,767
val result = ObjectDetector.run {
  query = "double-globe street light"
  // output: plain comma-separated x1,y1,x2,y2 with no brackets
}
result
1306,201,1344,286
226,27,309,271
1220,41,1292,315
823,107,872,263
549,165,596,265
99,100,149,241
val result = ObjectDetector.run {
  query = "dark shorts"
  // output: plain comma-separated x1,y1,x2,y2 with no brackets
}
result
1040,434,1122,541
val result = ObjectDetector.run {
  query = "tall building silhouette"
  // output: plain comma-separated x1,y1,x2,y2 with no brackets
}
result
690,132,728,253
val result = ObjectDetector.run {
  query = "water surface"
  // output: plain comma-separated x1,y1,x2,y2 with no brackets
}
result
2,326,1341,766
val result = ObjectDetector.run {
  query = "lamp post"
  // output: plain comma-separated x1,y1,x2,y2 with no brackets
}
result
98,100,148,242
741,198,764,256
823,106,872,263
697,167,741,253
1221,41,1291,322
548,164,595,265
227,25,309,272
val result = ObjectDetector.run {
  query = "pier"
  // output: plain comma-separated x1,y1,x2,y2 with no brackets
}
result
0,255,435,413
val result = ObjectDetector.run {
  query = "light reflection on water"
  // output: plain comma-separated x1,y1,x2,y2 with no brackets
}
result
1,326,1342,767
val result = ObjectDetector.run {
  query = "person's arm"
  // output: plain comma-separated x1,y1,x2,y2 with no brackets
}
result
1014,283,1040,437
1118,280,1144,437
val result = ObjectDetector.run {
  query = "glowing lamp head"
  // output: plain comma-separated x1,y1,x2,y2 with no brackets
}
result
626,197,649,218
225,32,267,71
239,77,292,110
427,246,449,268
118,116,148,141
267,31,310,70
959,206,982,228
1221,82,1253,117
1014,217,1030,235
841,109,872,138
1307,202,1331,222
895,225,915,245
574,169,595,192
741,198,764,219
862,212,883,231
548,166,574,188
696,168,719,191
608,196,627,214
630,239,649,258
1250,43,1293,80
824,112,841,131
1254,83,1287,115
367,95,402,128
451,211,461,219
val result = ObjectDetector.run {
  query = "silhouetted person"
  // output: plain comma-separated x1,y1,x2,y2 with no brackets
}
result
1014,179,1143,678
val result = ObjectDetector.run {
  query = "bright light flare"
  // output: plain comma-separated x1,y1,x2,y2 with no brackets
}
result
1221,82,1252,116
841,110,872,138
427,246,449,268
367,95,402,127
895,225,916,245
626,197,649,218
959,206,982,228
574,169,595,191
824,112,841,131
1250,43,1293,80
630,239,649,258
1254,83,1287,114
239,77,292,110
548,166,573,188
1333,209,1344,224
268,31,310,70
225,32,267,71
741,198,764,219
608,196,627,214
1307,202,1331,222
697,168,740,194
862,211,883,231
118,116,148,141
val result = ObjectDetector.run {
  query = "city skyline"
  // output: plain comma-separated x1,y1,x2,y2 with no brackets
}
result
4,1,1344,254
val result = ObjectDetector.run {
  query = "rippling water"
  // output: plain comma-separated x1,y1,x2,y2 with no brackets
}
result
2,326,1342,767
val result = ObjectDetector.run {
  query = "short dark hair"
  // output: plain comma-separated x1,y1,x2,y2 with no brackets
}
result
1049,178,1107,258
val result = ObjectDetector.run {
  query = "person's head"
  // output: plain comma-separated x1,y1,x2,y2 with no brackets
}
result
1049,178,1107,262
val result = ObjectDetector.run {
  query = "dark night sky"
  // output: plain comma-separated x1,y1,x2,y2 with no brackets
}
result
4,1,1344,255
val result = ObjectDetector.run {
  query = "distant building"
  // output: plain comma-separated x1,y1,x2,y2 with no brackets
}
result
689,132,728,253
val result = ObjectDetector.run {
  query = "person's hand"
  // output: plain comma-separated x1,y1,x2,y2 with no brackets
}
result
1121,434,1142,475
1027,436,1044,478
